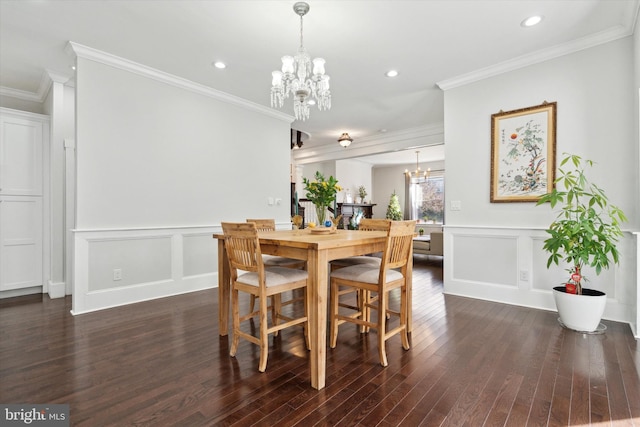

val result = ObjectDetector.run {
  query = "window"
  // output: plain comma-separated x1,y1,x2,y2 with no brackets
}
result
406,172,444,224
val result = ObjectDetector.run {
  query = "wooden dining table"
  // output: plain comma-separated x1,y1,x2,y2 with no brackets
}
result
213,228,414,390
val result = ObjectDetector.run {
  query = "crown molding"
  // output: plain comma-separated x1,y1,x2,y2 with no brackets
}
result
0,69,73,102
66,41,293,123
437,22,635,91
46,70,70,84
292,123,444,165
0,86,42,102
0,107,50,121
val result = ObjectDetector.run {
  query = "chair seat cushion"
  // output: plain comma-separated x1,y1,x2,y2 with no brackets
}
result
330,265,404,284
238,267,308,287
262,254,304,267
330,256,381,268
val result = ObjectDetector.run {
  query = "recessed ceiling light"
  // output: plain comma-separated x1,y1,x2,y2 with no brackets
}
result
212,61,226,69
521,15,543,27
385,70,399,78
308,99,316,106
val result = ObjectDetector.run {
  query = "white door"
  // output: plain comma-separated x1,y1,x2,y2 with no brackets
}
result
0,111,46,292
0,196,43,290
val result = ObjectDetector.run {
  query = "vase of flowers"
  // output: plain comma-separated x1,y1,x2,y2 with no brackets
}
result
358,185,367,203
303,171,342,227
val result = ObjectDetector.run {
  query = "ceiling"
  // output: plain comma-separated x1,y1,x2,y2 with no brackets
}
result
359,144,445,166
1,0,638,166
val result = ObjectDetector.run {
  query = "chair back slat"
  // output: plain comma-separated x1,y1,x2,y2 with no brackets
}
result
380,220,416,274
222,222,263,274
246,218,276,232
358,218,391,232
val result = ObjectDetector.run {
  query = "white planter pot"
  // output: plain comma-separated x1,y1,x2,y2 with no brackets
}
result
552,286,606,332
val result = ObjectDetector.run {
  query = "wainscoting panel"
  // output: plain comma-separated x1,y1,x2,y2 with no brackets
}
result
451,233,518,286
88,236,172,292
183,232,217,277
73,226,218,315
531,236,556,292
444,226,636,331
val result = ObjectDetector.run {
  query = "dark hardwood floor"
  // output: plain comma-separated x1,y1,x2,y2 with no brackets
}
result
1,256,639,426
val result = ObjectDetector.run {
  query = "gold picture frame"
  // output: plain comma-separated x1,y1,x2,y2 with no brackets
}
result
490,101,557,202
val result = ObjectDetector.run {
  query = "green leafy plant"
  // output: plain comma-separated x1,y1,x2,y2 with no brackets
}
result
536,153,626,294
358,185,367,200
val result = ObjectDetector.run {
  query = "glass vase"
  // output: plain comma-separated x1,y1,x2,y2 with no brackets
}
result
315,204,327,227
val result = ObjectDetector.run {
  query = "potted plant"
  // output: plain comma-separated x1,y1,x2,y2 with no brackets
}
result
537,153,627,332
358,185,367,203
419,228,425,236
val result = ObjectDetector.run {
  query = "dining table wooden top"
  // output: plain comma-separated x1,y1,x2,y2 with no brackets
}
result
213,227,412,390
213,228,387,247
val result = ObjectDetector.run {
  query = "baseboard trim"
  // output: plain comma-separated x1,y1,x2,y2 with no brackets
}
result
0,286,43,299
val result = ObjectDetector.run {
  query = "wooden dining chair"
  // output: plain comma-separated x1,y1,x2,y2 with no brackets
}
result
329,218,391,332
329,220,416,366
245,219,306,314
329,218,390,270
222,222,309,372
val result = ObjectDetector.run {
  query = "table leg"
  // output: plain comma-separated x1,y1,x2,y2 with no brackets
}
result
307,248,328,390
407,245,413,333
217,239,230,336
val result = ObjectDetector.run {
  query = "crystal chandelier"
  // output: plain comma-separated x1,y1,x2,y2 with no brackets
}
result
405,151,431,181
271,2,331,121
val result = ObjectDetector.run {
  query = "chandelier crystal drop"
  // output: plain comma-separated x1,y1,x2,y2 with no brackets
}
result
271,2,331,121
405,151,431,181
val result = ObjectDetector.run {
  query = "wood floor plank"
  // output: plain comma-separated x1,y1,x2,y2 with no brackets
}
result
1,256,638,426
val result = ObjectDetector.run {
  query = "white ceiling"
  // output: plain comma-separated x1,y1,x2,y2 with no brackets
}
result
1,0,638,165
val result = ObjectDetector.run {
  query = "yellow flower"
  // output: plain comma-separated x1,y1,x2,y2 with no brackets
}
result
303,171,341,208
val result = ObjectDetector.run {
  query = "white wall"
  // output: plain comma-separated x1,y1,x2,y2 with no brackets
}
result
301,161,336,186
446,39,636,228
71,46,293,313
75,59,291,229
443,37,638,334
335,159,372,203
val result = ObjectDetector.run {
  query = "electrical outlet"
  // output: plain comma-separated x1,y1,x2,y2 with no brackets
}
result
450,200,462,211
113,268,122,281
519,270,529,281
